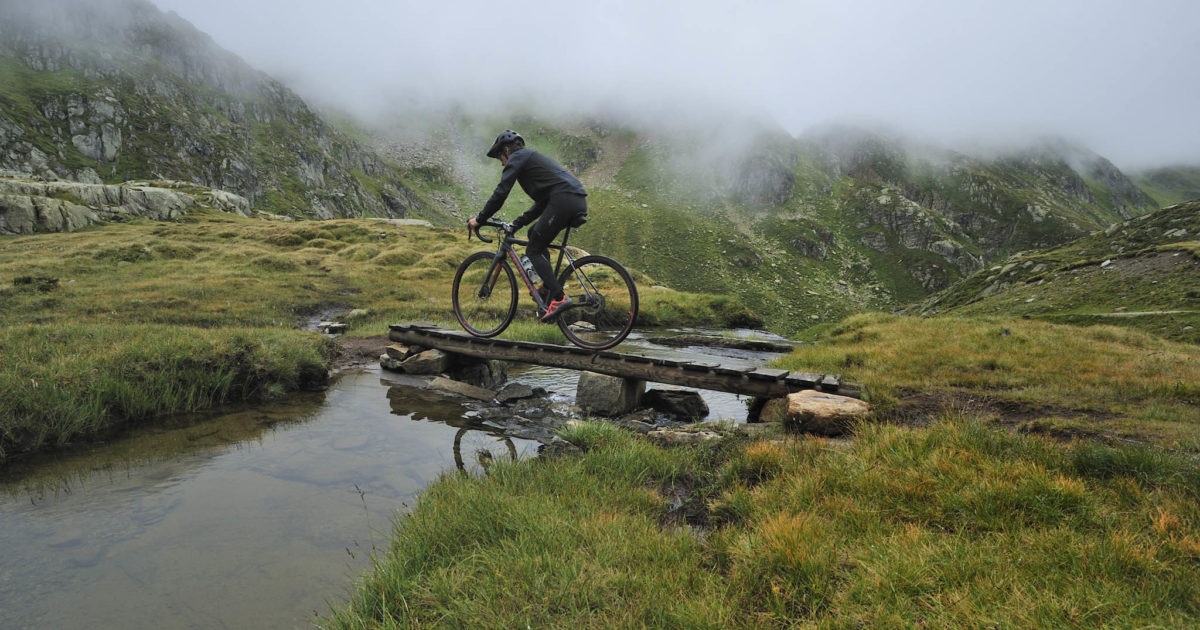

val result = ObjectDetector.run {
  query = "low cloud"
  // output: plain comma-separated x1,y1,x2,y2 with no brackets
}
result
138,0,1200,169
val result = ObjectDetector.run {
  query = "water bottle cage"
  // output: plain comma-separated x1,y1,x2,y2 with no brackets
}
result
519,255,540,283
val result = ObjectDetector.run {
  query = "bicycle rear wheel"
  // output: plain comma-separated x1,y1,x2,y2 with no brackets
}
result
556,255,638,350
452,251,518,337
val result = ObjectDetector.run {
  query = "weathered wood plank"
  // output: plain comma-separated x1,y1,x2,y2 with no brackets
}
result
387,323,862,399
748,368,789,380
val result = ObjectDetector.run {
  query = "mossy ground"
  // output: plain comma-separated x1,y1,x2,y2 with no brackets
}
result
0,211,749,462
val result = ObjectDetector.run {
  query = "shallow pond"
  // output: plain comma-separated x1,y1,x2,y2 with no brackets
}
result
0,328,787,629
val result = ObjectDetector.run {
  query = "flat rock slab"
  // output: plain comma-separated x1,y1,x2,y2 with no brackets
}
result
495,382,536,403
428,377,495,401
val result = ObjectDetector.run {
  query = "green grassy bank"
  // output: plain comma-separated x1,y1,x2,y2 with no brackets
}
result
326,314,1199,628
326,418,1199,629
0,210,755,462
780,313,1200,450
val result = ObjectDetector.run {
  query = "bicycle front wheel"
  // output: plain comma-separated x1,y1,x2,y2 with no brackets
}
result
556,255,638,350
452,251,518,337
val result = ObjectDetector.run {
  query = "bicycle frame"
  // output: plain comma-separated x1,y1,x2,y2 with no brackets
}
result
457,218,637,349
470,221,578,312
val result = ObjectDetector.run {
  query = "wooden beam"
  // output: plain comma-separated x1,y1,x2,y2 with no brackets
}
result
388,323,862,399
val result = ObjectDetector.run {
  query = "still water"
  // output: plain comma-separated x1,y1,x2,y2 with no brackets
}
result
0,330,783,629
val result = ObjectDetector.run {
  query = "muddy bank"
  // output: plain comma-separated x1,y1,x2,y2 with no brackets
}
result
330,335,390,372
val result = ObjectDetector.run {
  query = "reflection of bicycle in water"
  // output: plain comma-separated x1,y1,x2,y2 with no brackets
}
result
452,426,517,474
453,219,639,350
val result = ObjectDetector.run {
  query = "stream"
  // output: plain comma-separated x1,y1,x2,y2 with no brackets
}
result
0,328,787,629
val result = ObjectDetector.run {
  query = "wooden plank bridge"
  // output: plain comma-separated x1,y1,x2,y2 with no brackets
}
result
388,322,861,400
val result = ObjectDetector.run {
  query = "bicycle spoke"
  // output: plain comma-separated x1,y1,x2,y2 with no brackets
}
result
556,255,638,350
453,252,517,337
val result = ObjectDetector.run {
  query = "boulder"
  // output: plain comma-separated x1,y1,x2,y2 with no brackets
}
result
642,388,709,422
770,390,871,436
385,343,418,361
495,382,536,403
446,359,507,390
379,353,403,371
576,371,644,416
398,349,451,374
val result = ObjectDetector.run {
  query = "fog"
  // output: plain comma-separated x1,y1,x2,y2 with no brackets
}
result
148,0,1200,169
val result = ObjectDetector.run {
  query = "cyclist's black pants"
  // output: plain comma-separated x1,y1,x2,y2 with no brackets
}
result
527,192,587,301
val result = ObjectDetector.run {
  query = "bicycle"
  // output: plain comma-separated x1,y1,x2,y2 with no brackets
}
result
452,217,639,350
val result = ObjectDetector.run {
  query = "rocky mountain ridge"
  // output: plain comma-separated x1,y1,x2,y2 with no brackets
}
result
0,0,442,221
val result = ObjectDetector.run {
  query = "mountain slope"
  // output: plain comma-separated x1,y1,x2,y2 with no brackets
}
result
0,1,1180,335
1134,165,1200,207
361,113,1170,335
0,0,451,222
916,199,1200,343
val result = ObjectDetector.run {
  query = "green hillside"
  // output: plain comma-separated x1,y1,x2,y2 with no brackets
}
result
1135,165,1200,206
380,116,1163,335
918,199,1200,343
1,0,1190,337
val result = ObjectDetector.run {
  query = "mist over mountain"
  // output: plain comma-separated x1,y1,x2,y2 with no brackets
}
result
1,0,1196,334
151,0,1200,171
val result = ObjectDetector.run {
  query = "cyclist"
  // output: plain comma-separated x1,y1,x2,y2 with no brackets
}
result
468,129,588,322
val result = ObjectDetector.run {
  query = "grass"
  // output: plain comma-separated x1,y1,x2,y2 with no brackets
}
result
325,311,1199,628
773,313,1200,450
325,417,1200,629
0,209,755,462
0,323,330,459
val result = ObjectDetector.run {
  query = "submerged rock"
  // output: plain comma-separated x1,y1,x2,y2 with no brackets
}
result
642,388,709,422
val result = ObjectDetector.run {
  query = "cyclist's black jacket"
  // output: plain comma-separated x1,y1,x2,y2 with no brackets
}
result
476,148,587,229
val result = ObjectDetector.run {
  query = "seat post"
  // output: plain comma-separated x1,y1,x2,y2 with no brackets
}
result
554,227,571,274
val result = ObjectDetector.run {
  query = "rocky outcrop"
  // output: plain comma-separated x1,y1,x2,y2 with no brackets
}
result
0,0,435,222
0,176,249,234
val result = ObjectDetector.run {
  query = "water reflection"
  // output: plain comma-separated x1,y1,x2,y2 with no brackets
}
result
0,327,786,629
0,369,540,630
0,392,327,505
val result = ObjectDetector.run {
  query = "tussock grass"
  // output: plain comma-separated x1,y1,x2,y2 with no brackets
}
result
327,418,1200,628
776,313,1200,449
0,211,753,460
0,323,329,460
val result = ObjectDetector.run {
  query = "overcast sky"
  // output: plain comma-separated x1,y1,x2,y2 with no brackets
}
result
150,0,1200,169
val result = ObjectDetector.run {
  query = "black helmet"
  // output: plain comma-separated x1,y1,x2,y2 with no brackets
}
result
486,129,523,158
